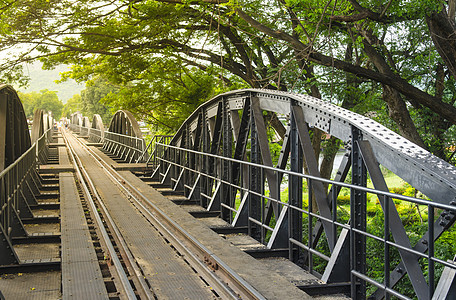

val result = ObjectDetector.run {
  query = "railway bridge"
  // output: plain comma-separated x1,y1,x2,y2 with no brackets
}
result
0,84,455,299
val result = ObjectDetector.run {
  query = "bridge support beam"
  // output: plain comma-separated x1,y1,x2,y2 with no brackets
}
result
249,96,262,241
350,126,367,299
288,103,303,263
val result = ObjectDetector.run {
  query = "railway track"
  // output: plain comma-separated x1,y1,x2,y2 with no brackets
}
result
62,128,265,299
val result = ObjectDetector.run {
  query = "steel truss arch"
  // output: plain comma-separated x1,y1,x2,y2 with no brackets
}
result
89,114,105,143
80,116,90,136
70,112,83,133
103,110,147,163
31,109,44,144
0,84,31,171
160,88,456,299
0,85,52,265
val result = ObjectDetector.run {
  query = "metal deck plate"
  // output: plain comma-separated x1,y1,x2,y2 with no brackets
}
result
0,271,60,299
24,223,60,235
60,172,108,300
14,243,60,262
79,149,217,299
58,147,70,165
119,170,311,299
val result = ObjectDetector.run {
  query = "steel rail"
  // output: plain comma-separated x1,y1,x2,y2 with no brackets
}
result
62,129,142,300
73,130,267,300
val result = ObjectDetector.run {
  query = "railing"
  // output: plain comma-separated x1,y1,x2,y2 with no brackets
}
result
0,128,51,265
103,131,147,163
88,127,103,143
37,128,52,164
68,126,145,162
156,142,456,299
140,135,173,166
80,125,89,137
69,123,81,133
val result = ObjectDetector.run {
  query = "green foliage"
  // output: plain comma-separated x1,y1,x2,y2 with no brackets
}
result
1,0,456,160
62,94,82,118
100,64,244,132
18,89,63,119
337,194,350,206
390,186,406,195
80,77,115,123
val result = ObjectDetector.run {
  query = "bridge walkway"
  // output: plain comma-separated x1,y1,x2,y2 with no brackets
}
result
65,131,219,299
0,129,349,299
86,134,341,299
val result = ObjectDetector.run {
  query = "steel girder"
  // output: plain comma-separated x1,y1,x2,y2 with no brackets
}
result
103,110,147,163
31,109,44,144
80,116,90,136
159,89,456,299
0,85,47,265
0,85,31,172
69,112,83,133
89,114,105,143
32,109,54,164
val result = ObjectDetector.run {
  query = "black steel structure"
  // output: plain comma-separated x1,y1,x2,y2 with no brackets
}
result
80,116,90,137
151,89,456,299
7,85,456,299
103,110,147,163
0,84,31,171
69,112,83,133
89,114,105,143
0,85,53,265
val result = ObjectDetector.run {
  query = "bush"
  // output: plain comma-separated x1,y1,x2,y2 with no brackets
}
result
337,194,350,205
397,205,422,225
367,205,381,217
393,198,402,205
390,186,406,195
403,186,416,197
303,199,309,209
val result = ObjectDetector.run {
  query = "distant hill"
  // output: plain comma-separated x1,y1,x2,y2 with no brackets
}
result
17,62,84,103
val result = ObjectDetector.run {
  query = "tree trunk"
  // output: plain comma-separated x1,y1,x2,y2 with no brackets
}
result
266,111,286,139
427,7,456,81
320,136,340,193
236,8,456,125
358,33,426,148
382,85,426,148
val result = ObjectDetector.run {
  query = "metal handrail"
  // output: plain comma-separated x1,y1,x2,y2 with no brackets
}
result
0,128,51,264
139,135,173,164
88,127,103,143
102,131,147,163
69,123,147,163
155,142,456,300
80,125,90,136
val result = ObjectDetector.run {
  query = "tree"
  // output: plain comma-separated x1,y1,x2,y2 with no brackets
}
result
18,91,40,117
79,77,115,123
62,94,82,118
1,0,456,160
101,62,245,132
18,89,63,119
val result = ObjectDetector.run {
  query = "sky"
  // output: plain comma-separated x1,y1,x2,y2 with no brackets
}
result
16,61,84,103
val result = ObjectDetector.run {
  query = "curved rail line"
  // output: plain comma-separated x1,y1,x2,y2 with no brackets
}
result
64,128,265,299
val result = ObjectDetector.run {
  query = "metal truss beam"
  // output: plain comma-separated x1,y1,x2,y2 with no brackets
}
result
152,88,456,299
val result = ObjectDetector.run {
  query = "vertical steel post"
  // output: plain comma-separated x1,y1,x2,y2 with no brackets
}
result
221,97,232,221
201,107,209,208
289,102,303,263
249,96,262,241
350,126,367,299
